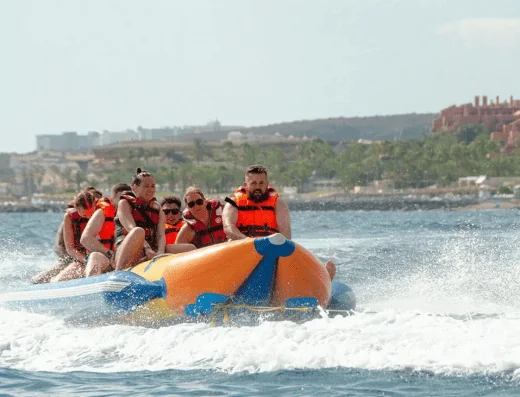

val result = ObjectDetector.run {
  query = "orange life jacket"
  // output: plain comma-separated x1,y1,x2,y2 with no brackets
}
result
184,199,227,248
115,192,160,250
229,187,279,237
164,220,185,245
96,197,116,250
66,208,88,254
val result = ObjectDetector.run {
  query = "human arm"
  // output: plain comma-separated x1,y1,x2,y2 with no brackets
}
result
155,208,166,254
275,198,291,239
175,223,196,245
80,208,112,257
54,221,66,257
63,213,87,263
222,202,248,240
117,199,137,231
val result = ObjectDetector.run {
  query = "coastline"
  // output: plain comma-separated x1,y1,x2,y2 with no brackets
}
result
1,195,517,213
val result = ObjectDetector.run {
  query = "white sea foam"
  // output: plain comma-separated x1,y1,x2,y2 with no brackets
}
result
1,307,519,376
2,211,520,377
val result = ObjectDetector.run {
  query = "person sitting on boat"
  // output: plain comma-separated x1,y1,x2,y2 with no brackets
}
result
222,164,291,240
31,187,102,284
175,187,227,248
80,183,132,276
161,196,196,254
51,189,98,282
222,164,336,280
113,168,165,270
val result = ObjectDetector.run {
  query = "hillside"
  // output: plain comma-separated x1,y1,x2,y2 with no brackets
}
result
174,113,437,143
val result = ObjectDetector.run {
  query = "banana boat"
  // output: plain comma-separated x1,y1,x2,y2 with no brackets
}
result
0,234,356,325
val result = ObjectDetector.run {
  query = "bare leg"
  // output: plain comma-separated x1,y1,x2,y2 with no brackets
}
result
165,243,196,254
85,252,111,276
51,261,85,282
31,260,70,284
325,260,336,280
114,228,145,270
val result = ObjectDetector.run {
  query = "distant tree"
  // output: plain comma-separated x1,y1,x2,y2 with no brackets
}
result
156,167,176,192
240,142,257,165
222,141,236,161
74,170,86,191
456,124,485,144
498,185,513,194
192,139,212,165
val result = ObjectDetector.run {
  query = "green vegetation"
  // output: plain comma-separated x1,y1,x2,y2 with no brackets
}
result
84,124,520,194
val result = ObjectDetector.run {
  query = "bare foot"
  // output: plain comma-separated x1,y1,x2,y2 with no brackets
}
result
325,260,336,280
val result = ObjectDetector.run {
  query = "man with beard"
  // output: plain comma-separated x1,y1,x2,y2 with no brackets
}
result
223,164,336,280
222,164,291,240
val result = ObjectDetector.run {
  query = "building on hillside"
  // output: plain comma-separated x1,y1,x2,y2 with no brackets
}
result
490,111,520,154
0,153,10,170
458,175,487,188
137,126,178,140
101,129,139,146
227,131,246,142
431,95,520,133
36,131,100,152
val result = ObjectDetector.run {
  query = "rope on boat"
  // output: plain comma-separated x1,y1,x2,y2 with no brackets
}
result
208,303,354,326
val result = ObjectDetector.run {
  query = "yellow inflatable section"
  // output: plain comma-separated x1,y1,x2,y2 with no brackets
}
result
126,234,331,321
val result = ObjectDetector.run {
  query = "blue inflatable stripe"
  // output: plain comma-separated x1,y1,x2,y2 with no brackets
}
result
0,272,167,318
234,255,277,306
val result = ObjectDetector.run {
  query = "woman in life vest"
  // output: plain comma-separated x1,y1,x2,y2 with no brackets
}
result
160,196,196,254
175,187,227,248
113,168,165,270
81,183,132,276
32,187,102,284
51,189,98,282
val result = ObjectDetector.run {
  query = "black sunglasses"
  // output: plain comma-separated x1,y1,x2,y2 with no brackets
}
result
187,198,204,208
163,208,180,215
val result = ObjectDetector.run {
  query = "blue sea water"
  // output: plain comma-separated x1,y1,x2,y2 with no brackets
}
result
1,209,520,396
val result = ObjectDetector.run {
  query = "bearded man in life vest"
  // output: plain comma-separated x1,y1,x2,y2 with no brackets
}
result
222,164,291,240
222,164,336,280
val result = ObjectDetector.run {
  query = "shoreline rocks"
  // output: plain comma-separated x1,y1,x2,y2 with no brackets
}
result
285,196,480,211
0,196,486,213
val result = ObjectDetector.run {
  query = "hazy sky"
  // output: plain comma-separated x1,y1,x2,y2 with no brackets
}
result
1,0,519,153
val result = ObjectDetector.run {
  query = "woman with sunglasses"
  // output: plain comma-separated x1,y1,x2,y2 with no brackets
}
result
160,196,196,253
113,168,165,270
175,187,227,248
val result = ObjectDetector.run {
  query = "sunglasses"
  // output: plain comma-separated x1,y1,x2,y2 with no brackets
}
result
187,198,204,208
163,208,180,215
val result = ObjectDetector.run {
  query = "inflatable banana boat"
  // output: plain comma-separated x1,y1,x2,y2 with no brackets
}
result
0,234,356,325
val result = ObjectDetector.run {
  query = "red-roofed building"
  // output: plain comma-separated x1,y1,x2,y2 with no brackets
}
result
490,110,520,154
431,95,520,133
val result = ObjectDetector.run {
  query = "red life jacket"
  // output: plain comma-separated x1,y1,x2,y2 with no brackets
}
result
115,192,160,250
183,199,227,248
164,220,185,245
66,208,88,254
228,187,279,237
96,197,116,250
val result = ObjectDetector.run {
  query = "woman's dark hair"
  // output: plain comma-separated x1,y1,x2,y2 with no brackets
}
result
85,186,103,199
74,190,97,209
183,186,205,202
111,183,132,196
160,195,182,208
132,167,154,186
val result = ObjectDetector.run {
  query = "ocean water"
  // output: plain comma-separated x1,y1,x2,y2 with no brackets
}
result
1,209,520,396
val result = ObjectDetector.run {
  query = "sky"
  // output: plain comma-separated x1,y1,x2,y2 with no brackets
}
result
1,0,519,153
